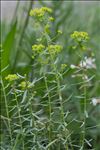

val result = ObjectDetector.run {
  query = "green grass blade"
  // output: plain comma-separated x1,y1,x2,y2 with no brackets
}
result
1,20,17,76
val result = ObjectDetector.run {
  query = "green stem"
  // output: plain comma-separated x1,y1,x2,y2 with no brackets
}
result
43,72,52,149
1,78,13,147
82,80,87,149
56,73,64,122
11,0,20,24
28,90,35,127
50,55,69,149
14,90,25,150
80,67,87,149
12,133,20,150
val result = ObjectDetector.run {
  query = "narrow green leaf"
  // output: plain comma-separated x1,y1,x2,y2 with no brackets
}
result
1,20,17,76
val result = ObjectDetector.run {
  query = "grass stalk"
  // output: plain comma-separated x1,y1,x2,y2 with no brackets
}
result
43,72,52,150
49,54,70,150
1,77,13,147
80,65,87,150
14,90,25,150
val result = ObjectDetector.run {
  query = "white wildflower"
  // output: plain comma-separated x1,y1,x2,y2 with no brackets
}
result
92,98,97,106
82,75,88,80
70,64,76,69
71,75,76,78
79,57,96,69
91,98,100,106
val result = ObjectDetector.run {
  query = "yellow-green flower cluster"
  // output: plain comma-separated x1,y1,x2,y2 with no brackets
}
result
30,7,52,19
19,81,32,90
41,7,52,13
32,44,45,53
71,31,89,42
57,30,62,34
5,74,19,82
61,64,67,70
5,74,33,90
32,44,62,58
49,17,54,22
48,45,63,55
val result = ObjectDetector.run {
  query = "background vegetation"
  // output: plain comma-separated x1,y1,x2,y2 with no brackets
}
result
1,1,100,150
